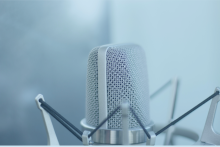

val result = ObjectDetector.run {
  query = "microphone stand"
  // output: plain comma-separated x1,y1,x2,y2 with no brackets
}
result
35,79,220,145
150,77,179,145
200,87,220,145
164,77,179,145
35,94,59,145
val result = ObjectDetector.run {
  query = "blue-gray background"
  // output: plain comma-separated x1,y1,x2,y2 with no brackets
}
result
0,0,219,145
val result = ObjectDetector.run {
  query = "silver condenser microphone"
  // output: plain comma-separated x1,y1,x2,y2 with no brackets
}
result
34,43,220,146
80,44,154,145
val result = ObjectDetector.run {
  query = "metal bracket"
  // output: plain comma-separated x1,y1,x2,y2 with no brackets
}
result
200,87,220,145
164,123,175,145
82,131,92,145
35,94,59,146
121,101,129,145
146,131,156,146
164,77,179,145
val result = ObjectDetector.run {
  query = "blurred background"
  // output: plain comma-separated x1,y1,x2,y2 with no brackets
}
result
0,0,219,145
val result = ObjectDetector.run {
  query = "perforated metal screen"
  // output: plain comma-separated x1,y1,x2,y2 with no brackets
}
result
86,44,150,129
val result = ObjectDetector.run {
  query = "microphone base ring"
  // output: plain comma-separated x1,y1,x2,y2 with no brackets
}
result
80,118,154,145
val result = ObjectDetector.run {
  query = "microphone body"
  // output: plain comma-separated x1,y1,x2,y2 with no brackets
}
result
81,44,154,145
35,43,219,145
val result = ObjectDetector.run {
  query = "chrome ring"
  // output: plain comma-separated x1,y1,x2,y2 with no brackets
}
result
80,118,154,145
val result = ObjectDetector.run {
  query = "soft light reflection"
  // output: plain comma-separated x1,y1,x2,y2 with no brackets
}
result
68,0,106,25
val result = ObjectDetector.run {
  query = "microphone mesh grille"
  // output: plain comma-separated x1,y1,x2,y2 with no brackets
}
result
86,44,150,129
86,47,99,126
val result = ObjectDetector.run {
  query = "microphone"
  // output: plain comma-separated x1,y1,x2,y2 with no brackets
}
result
34,43,220,146
80,44,154,145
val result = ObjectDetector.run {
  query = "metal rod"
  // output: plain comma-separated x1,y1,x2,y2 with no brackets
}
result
41,104,82,142
39,99,83,135
156,91,219,136
121,102,129,145
130,107,151,139
150,80,172,99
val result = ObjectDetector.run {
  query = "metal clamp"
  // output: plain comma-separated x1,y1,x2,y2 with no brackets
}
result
200,87,220,145
82,131,92,145
146,131,156,146
35,94,59,145
121,101,129,145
